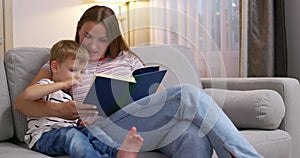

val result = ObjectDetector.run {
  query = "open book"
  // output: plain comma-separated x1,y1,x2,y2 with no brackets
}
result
83,65,167,116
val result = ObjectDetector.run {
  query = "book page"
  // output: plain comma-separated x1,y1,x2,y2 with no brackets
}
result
95,73,136,83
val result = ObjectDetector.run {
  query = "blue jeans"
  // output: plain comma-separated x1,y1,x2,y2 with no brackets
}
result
33,126,120,158
94,84,263,158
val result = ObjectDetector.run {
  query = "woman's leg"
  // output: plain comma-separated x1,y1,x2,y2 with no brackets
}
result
176,85,261,158
94,84,262,158
158,123,213,158
96,86,195,152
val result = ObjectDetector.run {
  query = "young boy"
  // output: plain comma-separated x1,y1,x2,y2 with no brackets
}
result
24,40,143,158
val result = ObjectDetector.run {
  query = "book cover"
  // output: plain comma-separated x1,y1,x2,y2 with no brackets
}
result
83,66,167,116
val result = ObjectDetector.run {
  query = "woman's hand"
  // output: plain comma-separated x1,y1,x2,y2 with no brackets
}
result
14,94,98,120
52,101,98,120
75,102,99,118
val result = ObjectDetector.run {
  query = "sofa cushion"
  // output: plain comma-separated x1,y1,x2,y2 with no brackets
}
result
0,142,169,158
4,47,50,141
212,129,291,158
0,142,52,157
0,55,14,141
241,129,291,158
204,88,285,129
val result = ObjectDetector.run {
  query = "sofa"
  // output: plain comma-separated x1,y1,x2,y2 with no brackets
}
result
0,45,299,158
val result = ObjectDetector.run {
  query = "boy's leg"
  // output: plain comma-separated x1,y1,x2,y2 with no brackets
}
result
33,127,117,158
78,126,118,157
79,126,143,158
85,125,120,148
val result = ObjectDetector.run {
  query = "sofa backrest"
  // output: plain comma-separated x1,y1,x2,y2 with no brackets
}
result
4,45,201,142
0,54,14,141
4,47,50,142
132,45,202,89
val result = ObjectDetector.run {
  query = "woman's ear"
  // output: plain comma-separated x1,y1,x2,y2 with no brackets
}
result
50,60,58,73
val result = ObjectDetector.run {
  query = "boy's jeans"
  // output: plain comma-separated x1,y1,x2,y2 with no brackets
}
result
33,126,120,158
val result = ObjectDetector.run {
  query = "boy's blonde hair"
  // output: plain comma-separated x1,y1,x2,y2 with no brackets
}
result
50,40,89,65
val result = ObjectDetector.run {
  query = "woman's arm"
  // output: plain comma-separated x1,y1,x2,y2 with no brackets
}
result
15,88,97,120
14,68,97,120
14,68,51,115
29,68,52,85
14,96,80,119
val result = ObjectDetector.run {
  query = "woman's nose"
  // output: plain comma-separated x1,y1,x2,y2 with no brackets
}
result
88,39,98,50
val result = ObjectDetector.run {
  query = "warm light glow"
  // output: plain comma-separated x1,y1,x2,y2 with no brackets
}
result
94,0,133,3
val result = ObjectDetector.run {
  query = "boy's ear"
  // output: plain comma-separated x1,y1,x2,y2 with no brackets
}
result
50,60,58,73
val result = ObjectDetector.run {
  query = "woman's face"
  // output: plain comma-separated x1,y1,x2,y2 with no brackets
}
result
78,21,109,61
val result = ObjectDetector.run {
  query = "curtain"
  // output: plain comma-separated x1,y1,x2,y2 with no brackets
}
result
240,0,287,77
149,0,240,77
149,0,207,77
119,1,151,47
273,0,287,77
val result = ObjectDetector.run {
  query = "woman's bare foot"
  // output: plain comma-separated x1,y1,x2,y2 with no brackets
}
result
117,127,144,158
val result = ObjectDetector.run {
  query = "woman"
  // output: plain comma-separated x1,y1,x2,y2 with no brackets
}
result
14,5,262,158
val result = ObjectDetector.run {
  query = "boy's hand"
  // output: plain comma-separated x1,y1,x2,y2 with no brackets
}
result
62,78,83,90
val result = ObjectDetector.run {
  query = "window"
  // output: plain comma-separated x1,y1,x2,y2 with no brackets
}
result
149,0,240,77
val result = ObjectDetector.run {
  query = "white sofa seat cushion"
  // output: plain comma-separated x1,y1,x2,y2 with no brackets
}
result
241,130,291,158
204,88,285,129
212,129,291,158
0,142,52,157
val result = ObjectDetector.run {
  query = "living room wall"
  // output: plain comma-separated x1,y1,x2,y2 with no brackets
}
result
13,0,121,48
13,0,149,48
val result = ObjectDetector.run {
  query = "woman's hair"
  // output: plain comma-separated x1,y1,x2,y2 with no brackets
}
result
50,40,89,65
75,5,130,59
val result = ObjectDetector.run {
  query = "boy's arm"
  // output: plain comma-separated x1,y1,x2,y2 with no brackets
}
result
23,81,65,101
14,69,97,120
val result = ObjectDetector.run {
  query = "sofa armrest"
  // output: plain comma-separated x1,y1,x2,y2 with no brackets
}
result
201,77,300,158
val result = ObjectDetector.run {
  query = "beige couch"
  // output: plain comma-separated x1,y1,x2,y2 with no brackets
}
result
0,45,299,158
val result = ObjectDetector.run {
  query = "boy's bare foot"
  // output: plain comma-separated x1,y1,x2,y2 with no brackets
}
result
117,126,144,158
230,153,236,158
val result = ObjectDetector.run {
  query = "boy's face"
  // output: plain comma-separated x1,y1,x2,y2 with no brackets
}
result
52,57,86,83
